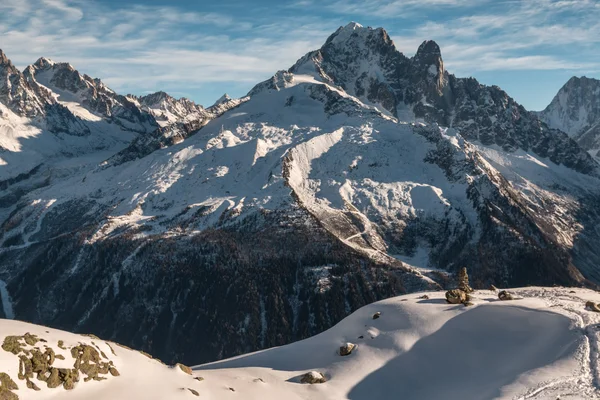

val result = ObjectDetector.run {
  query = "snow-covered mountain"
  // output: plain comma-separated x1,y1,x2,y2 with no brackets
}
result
1,287,599,399
539,76,600,161
1,22,600,368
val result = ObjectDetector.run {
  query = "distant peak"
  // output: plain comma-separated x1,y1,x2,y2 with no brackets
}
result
34,57,56,69
0,49,12,66
565,76,598,86
343,21,363,30
213,93,232,106
414,40,442,61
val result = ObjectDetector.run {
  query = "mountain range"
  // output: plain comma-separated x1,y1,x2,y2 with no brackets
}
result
1,22,600,366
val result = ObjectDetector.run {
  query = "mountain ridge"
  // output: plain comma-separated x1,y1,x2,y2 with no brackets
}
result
0,23,600,367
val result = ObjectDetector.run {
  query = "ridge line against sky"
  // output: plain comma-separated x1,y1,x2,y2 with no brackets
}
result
0,0,598,110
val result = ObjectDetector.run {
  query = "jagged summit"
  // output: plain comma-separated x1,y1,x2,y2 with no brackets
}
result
413,40,443,67
33,57,56,69
0,49,12,66
212,93,232,107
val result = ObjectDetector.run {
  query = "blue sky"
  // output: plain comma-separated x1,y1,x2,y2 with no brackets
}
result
0,0,598,111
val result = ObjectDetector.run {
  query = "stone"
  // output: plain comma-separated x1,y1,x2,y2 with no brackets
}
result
372,312,381,320
339,343,356,356
418,294,430,300
445,289,467,304
0,388,18,400
498,291,514,301
586,301,600,312
490,285,498,291
188,388,200,396
0,374,17,391
176,363,193,375
300,371,326,384
26,379,40,391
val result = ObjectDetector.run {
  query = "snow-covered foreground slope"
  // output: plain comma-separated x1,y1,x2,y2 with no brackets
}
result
0,319,204,400
2,287,599,399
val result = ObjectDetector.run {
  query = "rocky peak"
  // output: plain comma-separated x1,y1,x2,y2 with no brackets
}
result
0,49,12,67
33,57,56,70
411,40,446,94
413,40,442,66
212,93,232,107
539,76,600,160
0,49,50,117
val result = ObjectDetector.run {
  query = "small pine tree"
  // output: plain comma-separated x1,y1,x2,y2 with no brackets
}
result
458,267,474,293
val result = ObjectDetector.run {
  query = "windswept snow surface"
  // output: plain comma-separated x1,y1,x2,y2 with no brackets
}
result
1,287,598,399
197,287,594,400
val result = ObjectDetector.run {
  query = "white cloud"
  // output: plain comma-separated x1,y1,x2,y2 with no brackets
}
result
0,0,598,106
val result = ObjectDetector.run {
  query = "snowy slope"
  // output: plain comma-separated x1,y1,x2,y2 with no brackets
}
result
2,286,599,399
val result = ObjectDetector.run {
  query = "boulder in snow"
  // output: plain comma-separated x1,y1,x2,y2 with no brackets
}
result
498,291,514,301
586,301,600,312
300,371,326,384
372,312,381,320
339,343,356,356
445,289,467,304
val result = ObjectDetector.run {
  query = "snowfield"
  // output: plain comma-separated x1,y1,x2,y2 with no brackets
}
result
2,287,600,399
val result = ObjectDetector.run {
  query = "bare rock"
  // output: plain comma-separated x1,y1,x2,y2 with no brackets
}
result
489,285,498,291
339,343,356,356
300,371,327,384
445,289,467,304
586,301,600,312
498,291,514,301
372,312,381,320
418,294,430,300
176,363,193,375
458,267,474,293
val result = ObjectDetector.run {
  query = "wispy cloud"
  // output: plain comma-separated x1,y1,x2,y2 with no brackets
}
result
0,0,598,108
0,1,339,103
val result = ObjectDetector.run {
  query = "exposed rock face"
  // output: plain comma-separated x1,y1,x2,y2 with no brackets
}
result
25,58,158,133
289,23,597,175
539,76,600,161
0,50,51,117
